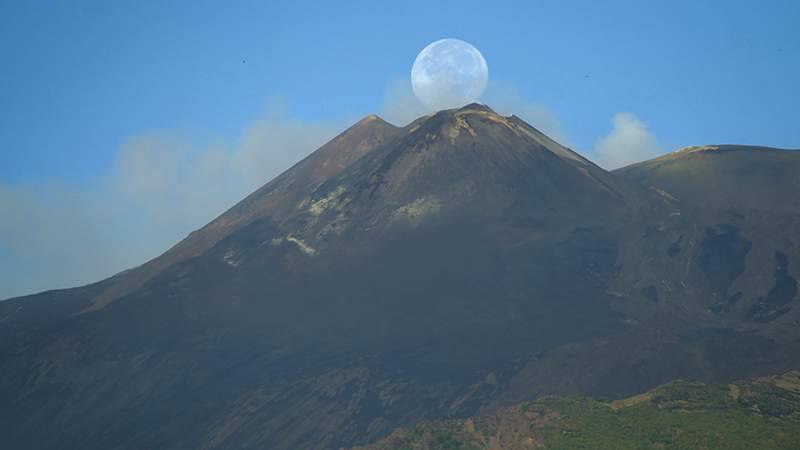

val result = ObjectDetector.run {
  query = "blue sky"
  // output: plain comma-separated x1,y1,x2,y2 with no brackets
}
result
1,0,798,298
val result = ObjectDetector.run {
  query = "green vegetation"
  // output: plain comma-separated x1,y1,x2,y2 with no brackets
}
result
358,371,800,449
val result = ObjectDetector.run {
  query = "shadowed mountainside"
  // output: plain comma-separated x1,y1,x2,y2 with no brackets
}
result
615,145,800,326
1,105,799,449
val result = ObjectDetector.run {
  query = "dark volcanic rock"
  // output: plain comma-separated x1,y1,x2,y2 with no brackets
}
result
2,106,800,449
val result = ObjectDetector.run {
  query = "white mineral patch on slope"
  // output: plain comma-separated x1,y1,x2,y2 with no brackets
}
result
648,186,678,201
392,197,442,225
308,186,346,216
222,250,241,267
675,145,721,154
447,114,477,143
286,235,317,256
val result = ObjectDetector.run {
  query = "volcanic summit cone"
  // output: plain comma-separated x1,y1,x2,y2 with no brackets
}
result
2,105,799,450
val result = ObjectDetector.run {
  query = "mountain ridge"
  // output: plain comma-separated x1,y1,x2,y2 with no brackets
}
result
614,144,800,213
78,103,651,312
1,105,799,449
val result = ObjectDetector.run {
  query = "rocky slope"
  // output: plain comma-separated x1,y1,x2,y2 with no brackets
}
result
615,144,800,213
615,145,800,328
1,105,798,449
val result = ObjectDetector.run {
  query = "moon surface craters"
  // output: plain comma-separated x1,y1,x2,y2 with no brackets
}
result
411,39,488,110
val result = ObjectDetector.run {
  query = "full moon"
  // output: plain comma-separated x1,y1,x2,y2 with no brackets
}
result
411,39,489,110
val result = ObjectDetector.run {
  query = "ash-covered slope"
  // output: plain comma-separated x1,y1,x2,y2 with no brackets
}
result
615,145,800,325
1,106,799,450
615,144,800,213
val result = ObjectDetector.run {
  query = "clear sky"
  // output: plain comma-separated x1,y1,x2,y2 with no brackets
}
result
1,0,798,299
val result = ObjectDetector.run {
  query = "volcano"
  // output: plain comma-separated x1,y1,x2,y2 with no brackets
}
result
2,104,799,449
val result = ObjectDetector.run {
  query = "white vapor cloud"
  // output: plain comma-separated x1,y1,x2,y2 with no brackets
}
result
0,107,341,300
592,112,663,170
381,78,430,126
482,83,568,145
